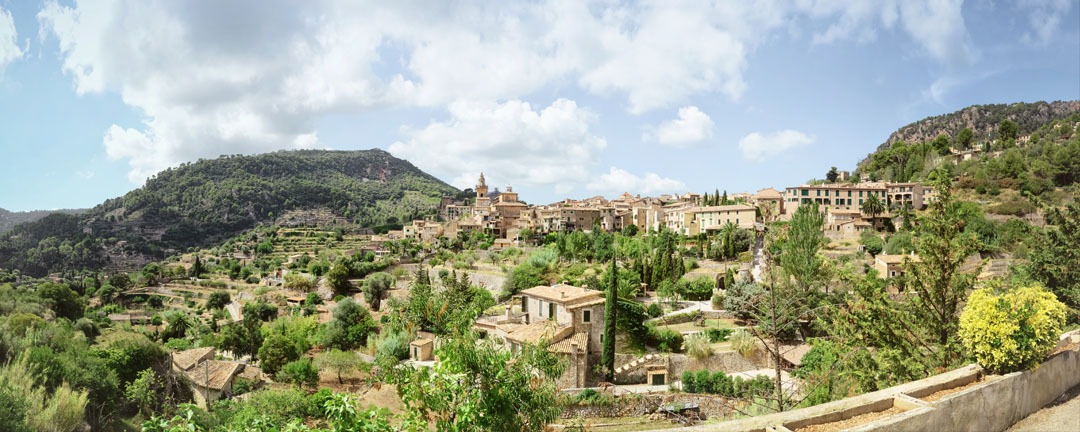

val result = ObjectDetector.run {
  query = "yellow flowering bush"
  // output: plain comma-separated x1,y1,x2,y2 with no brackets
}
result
959,286,1067,373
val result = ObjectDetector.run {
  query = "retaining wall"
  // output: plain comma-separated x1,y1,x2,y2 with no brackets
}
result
663,330,1080,432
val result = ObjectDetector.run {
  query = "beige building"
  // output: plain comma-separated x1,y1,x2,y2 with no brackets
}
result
753,188,784,221
476,283,605,388
887,182,928,209
784,182,888,214
172,347,262,408
667,204,756,235
874,252,920,279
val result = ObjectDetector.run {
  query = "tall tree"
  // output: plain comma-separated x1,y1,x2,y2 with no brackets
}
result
826,167,839,183
861,193,885,226
1024,202,1080,322
779,203,826,295
956,127,974,149
189,256,203,279
902,174,981,368
998,119,1018,142
362,272,394,311
931,134,951,155
602,248,618,381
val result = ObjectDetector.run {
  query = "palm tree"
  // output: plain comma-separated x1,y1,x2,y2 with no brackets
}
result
861,194,886,229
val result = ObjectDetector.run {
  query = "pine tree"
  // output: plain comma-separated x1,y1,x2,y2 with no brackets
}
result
722,190,728,205
602,249,618,381
715,188,720,205
189,256,203,279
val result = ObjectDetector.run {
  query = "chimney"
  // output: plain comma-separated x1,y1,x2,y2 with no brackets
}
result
560,291,565,299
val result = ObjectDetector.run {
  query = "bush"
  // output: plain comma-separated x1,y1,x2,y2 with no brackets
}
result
711,292,725,310
277,359,319,389
682,333,713,360
704,328,733,343
729,329,758,358
646,303,663,318
959,286,1067,373
652,328,684,353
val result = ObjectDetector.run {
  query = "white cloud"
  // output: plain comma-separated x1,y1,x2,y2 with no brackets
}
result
797,0,973,67
738,130,815,162
586,166,686,197
643,106,715,147
34,0,1043,184
1018,0,1073,46
0,6,23,77
388,98,606,197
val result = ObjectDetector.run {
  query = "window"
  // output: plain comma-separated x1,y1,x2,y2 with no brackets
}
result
801,189,809,196
847,191,852,197
583,310,591,323
521,296,528,312
859,191,864,197
549,303,556,321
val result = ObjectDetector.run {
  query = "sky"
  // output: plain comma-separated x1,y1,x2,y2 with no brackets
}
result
0,0,1077,212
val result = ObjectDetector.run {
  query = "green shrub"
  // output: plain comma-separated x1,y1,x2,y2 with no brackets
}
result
652,328,684,353
682,333,713,360
704,328,733,343
646,303,663,318
729,329,758,358
711,292,725,310
959,286,1067,373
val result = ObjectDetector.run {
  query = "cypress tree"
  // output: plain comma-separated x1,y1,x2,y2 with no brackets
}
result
603,249,618,381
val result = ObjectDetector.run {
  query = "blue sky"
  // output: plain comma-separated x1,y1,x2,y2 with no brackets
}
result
0,0,1077,211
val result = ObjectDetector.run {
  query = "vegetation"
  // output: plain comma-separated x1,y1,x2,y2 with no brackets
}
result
0,150,458,277
959,286,1067,373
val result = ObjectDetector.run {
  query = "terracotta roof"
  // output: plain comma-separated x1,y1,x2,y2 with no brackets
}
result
236,365,262,381
565,297,605,309
186,360,243,391
521,284,603,305
173,347,215,371
505,321,573,345
876,253,920,264
547,332,588,354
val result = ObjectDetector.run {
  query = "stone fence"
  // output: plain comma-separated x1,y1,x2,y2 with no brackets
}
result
665,330,1080,432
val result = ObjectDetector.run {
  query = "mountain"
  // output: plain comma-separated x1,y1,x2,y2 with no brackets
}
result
0,149,458,277
0,208,87,234
867,100,1080,159
854,101,1079,217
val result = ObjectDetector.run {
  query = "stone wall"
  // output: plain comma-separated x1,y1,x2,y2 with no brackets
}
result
612,348,771,385
671,330,1080,432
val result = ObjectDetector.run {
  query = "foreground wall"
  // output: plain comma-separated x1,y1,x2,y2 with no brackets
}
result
665,331,1080,432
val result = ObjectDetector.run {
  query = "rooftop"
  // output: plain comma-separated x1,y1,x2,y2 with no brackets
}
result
521,284,603,305
876,253,920,264
186,360,244,391
690,204,755,213
547,331,589,354
173,347,215,371
505,321,573,345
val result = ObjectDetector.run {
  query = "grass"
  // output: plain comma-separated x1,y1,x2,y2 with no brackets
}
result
655,318,737,334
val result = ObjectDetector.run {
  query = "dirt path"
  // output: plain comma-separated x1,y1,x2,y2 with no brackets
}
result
1007,383,1080,432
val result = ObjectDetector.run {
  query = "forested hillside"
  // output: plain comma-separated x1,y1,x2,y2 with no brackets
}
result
0,149,457,277
856,102,1080,203
0,207,86,234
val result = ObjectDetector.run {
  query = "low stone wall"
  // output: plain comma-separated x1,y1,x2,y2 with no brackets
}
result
613,348,771,385
671,349,772,376
666,330,1080,432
